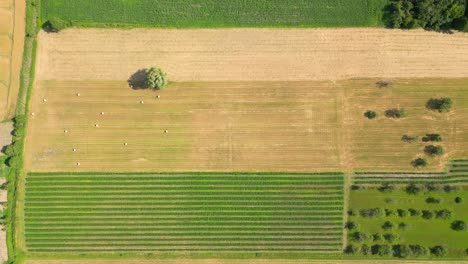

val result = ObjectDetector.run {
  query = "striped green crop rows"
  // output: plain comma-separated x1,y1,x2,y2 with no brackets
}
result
25,172,345,253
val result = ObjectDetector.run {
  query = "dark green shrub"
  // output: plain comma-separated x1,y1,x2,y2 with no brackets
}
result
410,244,429,256
361,244,371,255
351,185,365,191
451,220,466,231
364,110,378,119
409,208,421,217
344,244,359,254
393,244,412,258
385,198,398,204
371,244,392,256
398,222,408,230
422,210,434,219
352,231,369,242
384,233,398,243
425,183,441,192
412,158,427,168
345,221,358,230
422,134,442,142
385,108,407,118
436,209,452,220
385,209,397,217
378,183,395,193
426,98,453,112
430,245,448,257
347,209,358,216
382,221,394,230
424,145,444,156
397,209,408,217
444,185,458,193
373,233,383,241
360,208,383,218
406,183,422,194
455,197,463,203
426,197,441,204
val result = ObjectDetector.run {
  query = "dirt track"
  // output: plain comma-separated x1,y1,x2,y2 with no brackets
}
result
37,28,468,82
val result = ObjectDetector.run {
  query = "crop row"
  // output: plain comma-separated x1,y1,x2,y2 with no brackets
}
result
28,171,344,176
28,247,341,252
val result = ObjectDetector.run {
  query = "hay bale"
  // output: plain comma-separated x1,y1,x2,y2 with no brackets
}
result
64,129,68,133
100,112,105,115
164,130,169,133
31,112,35,116
73,148,77,152
77,93,81,97
76,162,81,166
140,101,144,104
43,99,47,102
156,95,160,99
124,142,128,146
95,124,99,128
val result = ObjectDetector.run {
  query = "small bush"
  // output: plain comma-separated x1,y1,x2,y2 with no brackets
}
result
347,209,357,216
430,245,448,257
412,158,427,168
384,198,398,205
444,185,458,193
385,108,407,118
401,135,418,143
397,209,408,217
393,244,412,258
385,209,397,217
344,244,359,254
426,98,453,112
376,80,393,88
351,185,365,191
424,145,444,156
373,233,383,241
384,233,398,243
371,244,392,256
352,231,369,242
425,183,441,192
426,197,441,204
436,209,452,220
410,245,429,257
382,221,394,230
378,183,395,193
422,210,434,219
451,220,466,231
364,110,378,119
398,222,408,230
360,208,383,218
345,221,358,230
406,183,422,194
361,244,371,255
455,197,463,203
47,16,72,32
422,134,442,142
409,208,421,217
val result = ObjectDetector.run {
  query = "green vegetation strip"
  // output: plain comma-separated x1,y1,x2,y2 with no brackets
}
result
40,0,389,28
25,172,344,253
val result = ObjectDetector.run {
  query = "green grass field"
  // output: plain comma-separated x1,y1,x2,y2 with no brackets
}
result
349,166,468,258
40,0,390,28
24,172,345,256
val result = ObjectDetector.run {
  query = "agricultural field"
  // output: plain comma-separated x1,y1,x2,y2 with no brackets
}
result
348,163,468,258
24,78,468,172
0,0,25,120
40,0,389,28
24,172,344,255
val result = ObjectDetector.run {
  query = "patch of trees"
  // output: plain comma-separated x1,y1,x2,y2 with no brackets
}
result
424,145,444,156
401,134,418,143
345,243,447,258
45,17,73,32
405,183,457,194
423,133,442,142
411,157,427,167
386,0,466,31
145,67,169,90
426,197,441,204
426,98,453,112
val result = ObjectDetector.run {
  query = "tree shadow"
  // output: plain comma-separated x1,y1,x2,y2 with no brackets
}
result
127,69,148,89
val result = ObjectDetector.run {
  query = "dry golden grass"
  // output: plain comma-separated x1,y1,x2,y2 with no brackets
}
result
0,9,12,35
36,28,468,82
0,57,9,83
25,79,468,172
0,35,11,56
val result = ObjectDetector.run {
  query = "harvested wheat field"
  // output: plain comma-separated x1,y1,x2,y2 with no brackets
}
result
25,79,468,172
36,28,468,82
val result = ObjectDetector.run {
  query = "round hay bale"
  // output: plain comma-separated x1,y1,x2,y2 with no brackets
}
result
156,95,160,99
76,162,81,166
140,101,144,104
64,129,68,133
100,112,105,115
73,148,77,152
95,124,99,128
43,99,47,102
164,130,169,133
124,142,128,146
31,112,35,116
77,93,81,97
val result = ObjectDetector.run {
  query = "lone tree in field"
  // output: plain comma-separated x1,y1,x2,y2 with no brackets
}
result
423,134,442,142
451,220,467,231
46,16,72,32
412,158,427,168
364,110,377,119
145,67,168,90
426,98,453,112
424,145,444,156
385,108,406,118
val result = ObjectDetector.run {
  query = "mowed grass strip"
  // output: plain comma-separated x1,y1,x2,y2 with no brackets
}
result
25,172,344,254
41,0,389,28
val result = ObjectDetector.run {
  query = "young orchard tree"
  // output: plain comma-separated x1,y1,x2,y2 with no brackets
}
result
426,98,453,112
412,158,427,168
424,145,444,156
364,110,378,119
145,67,168,90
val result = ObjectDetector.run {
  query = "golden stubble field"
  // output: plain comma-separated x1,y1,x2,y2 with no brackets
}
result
24,79,468,172
0,0,25,119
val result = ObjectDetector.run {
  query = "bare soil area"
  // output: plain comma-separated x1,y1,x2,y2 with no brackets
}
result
36,28,468,82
